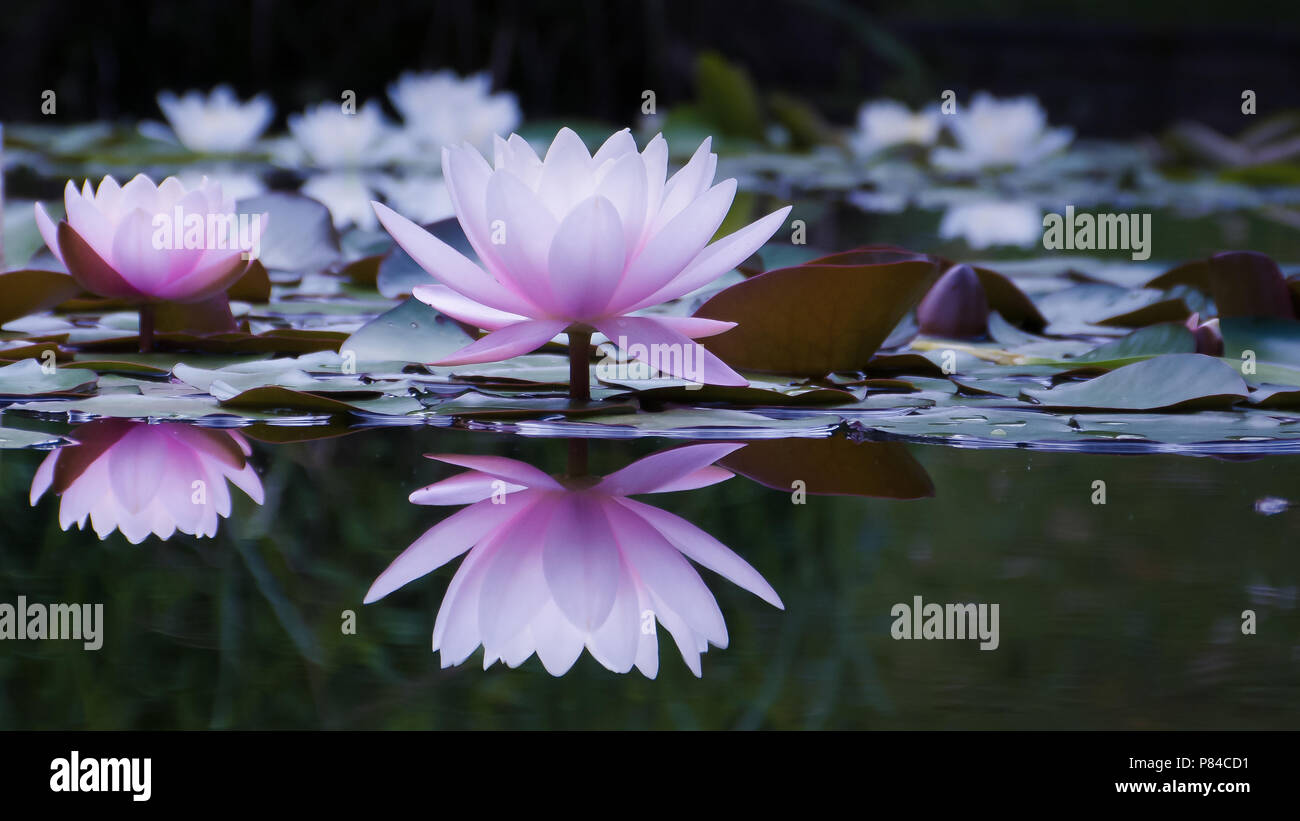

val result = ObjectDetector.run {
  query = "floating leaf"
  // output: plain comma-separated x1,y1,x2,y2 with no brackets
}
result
599,372,855,405
695,257,940,376
1043,323,1195,369
1021,353,1248,410
6,394,292,421
212,385,423,416
340,297,475,364
0,426,66,449
1149,252,1296,319
0,358,97,396
1207,252,1295,318
375,217,476,298
0,269,82,324
581,408,835,432
237,191,340,274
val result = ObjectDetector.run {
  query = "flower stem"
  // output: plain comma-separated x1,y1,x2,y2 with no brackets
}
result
568,327,591,402
138,304,155,353
566,438,589,478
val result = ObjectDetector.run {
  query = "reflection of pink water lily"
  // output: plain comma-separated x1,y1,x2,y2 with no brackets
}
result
371,127,791,394
30,420,264,544
365,443,783,677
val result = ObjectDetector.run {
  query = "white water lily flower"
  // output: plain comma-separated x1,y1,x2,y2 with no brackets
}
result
176,166,266,202
288,100,398,168
933,92,1073,171
388,70,521,155
371,127,791,385
156,85,273,154
850,100,942,155
939,201,1043,249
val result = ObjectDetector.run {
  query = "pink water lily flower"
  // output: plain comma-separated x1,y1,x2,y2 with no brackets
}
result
364,443,783,677
30,420,264,544
35,174,256,304
371,127,791,394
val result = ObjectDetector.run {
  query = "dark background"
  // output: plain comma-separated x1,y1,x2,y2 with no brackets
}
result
1,0,1299,138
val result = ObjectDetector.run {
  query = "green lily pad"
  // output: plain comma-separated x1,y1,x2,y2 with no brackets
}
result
0,358,98,396
599,373,856,405
0,425,67,449
340,297,475,365
1021,353,1249,410
237,191,341,274
1038,322,1196,369
6,394,293,421
211,385,424,416
580,408,837,432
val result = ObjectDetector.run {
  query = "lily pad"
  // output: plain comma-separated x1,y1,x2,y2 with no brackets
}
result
341,297,475,365
0,269,83,324
694,257,940,376
0,425,66,449
237,191,341,274
1041,322,1196,369
1021,353,1249,410
0,358,97,396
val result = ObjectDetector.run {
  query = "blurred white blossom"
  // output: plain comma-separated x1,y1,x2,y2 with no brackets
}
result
155,85,273,154
287,100,399,168
850,100,941,155
388,70,521,155
939,201,1042,249
933,93,1072,171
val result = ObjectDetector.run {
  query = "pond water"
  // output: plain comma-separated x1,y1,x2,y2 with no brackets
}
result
2,423,1296,729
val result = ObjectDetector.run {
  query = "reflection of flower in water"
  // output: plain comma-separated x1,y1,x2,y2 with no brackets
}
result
850,100,941,156
365,443,783,677
939,201,1042,249
932,92,1072,171
155,85,274,154
30,420,263,544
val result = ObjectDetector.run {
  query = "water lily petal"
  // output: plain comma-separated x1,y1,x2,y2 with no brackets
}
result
596,442,744,496
611,178,736,310
546,195,626,319
411,283,528,331
629,205,791,311
594,315,746,386
432,318,568,365
618,496,783,609
372,200,539,317
364,492,539,603
426,454,562,490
